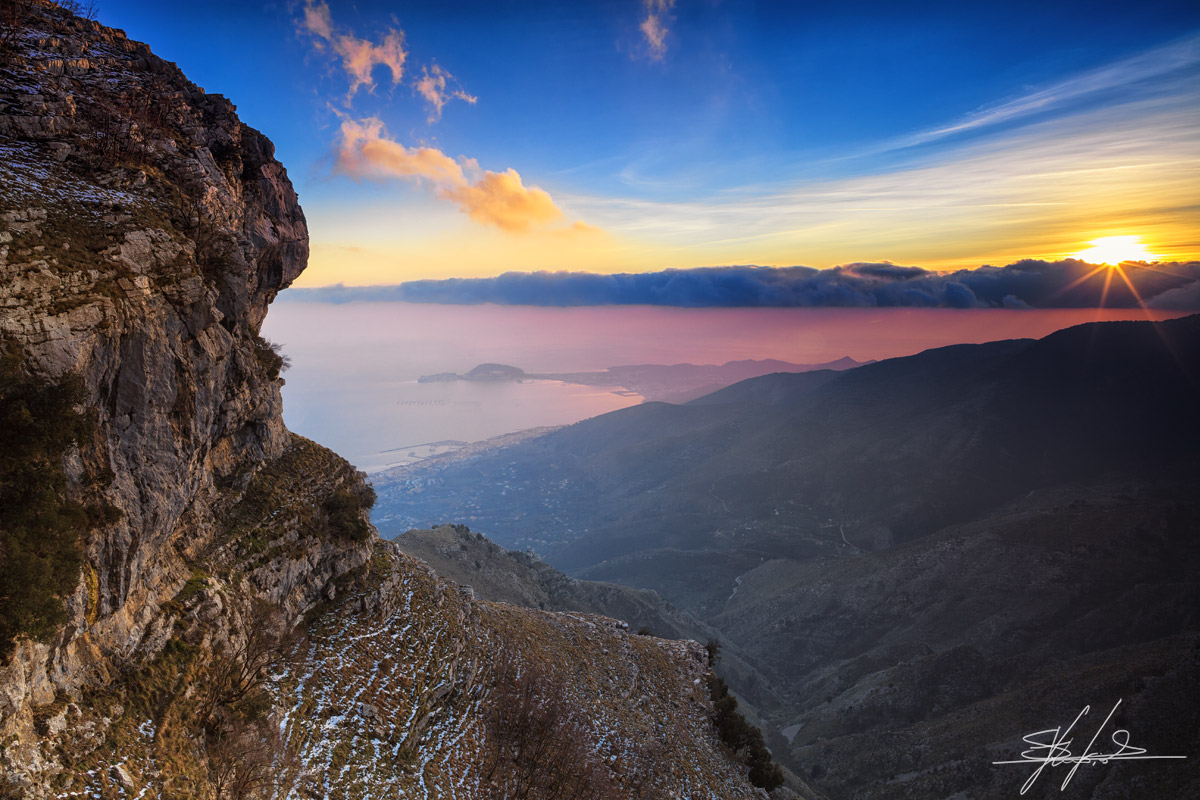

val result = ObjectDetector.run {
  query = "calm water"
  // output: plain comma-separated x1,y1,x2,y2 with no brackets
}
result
262,301,1182,472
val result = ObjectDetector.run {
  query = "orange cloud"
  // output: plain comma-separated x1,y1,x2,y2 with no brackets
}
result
640,0,676,60
335,118,568,233
444,169,562,232
568,220,604,236
303,2,407,99
336,118,465,185
414,64,478,123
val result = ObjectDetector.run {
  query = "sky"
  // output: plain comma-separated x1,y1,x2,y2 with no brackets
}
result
94,0,1200,289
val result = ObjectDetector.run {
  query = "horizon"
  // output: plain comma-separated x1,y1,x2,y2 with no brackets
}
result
262,302,1189,472
92,0,1200,291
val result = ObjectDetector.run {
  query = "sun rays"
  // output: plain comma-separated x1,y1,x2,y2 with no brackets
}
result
1071,235,1159,265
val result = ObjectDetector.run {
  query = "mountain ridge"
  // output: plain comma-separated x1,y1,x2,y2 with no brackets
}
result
371,313,1200,797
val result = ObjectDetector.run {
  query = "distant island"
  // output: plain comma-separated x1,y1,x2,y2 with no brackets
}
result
419,357,870,403
420,363,528,382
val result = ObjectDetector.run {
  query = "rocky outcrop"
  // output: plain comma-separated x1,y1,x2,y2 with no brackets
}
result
0,3,758,796
1,0,343,731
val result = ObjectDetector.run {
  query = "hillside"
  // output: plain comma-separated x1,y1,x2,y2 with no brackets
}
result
373,317,1199,591
0,3,761,796
393,524,797,731
371,315,1200,797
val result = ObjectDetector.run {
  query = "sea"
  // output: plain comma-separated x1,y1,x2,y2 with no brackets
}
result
262,301,1182,472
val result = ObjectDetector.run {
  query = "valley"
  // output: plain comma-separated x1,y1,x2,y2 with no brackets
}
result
372,315,1200,798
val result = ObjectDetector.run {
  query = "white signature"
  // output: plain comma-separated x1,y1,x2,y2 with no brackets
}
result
992,699,1187,795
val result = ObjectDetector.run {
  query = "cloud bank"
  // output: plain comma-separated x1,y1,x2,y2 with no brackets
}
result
302,2,407,99
283,261,1200,310
336,118,563,232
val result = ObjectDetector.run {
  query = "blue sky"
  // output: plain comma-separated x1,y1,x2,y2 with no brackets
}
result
94,1,1200,285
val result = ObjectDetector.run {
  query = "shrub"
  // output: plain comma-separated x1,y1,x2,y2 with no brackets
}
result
0,0,34,63
324,484,375,542
252,335,290,381
707,674,785,791
481,651,621,799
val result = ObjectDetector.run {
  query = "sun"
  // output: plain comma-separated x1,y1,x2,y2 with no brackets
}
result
1071,235,1157,265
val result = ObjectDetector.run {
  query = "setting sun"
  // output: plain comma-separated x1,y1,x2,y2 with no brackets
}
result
1071,235,1158,265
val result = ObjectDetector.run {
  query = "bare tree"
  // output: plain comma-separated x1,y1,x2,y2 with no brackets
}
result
201,601,300,798
208,715,298,800
480,652,621,800
197,601,289,728
55,1,99,22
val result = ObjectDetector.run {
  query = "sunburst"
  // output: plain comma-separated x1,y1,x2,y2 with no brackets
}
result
1071,235,1157,265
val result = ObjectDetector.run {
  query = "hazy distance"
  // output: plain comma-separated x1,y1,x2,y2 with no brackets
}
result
263,301,1184,472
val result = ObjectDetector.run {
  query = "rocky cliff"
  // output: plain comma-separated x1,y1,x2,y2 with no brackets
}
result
0,3,759,796
2,0,332,716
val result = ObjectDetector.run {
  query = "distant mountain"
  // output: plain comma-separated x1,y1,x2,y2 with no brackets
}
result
373,315,1200,797
713,481,1199,799
376,317,1199,585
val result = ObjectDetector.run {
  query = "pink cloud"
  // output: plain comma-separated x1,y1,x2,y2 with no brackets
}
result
414,64,478,123
302,2,407,99
640,0,677,60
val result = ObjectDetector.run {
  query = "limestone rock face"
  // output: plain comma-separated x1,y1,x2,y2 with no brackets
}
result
0,0,366,756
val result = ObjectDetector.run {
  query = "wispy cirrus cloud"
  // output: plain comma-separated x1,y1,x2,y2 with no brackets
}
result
560,89,1200,268
302,1,407,100
640,0,677,60
414,64,477,123
897,31,1200,150
335,118,566,233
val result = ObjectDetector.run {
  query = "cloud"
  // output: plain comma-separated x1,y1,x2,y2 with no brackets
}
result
640,0,676,60
561,91,1200,269
443,169,562,232
302,2,407,99
414,64,477,123
335,118,565,233
1146,278,1200,310
302,2,334,40
336,118,465,184
282,260,1200,309
900,32,1200,150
